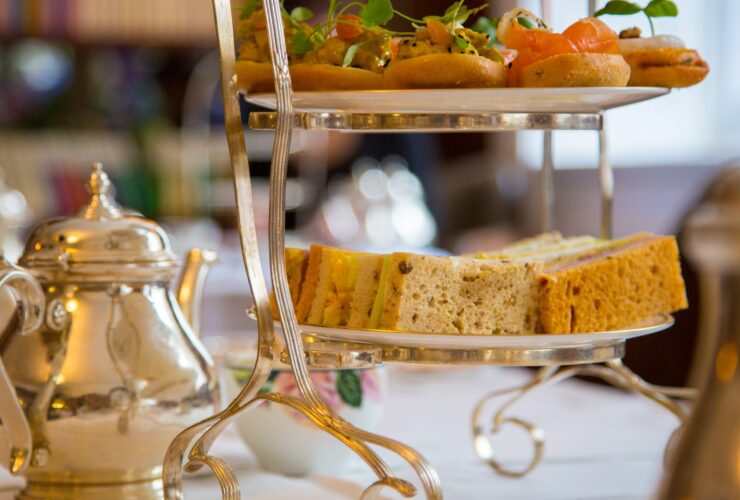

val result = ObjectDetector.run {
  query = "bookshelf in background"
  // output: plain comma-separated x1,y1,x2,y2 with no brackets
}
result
0,0,219,47
0,129,234,220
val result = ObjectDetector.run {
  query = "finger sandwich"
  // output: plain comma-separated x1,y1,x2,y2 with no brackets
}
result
273,232,688,335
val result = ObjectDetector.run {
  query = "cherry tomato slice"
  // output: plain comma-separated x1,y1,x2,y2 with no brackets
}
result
391,37,400,60
426,19,453,45
336,14,364,41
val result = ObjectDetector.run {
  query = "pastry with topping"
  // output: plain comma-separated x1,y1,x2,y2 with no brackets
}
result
497,8,630,87
383,2,507,89
236,0,396,92
235,3,313,92
595,0,709,87
618,28,708,87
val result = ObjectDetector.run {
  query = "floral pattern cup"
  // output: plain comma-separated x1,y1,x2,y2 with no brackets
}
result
222,356,388,476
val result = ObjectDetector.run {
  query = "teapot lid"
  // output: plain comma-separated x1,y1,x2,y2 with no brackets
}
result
19,163,178,281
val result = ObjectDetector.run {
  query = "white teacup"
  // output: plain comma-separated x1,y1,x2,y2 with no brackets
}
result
221,354,388,476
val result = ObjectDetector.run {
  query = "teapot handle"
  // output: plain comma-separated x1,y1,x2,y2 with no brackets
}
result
0,262,44,475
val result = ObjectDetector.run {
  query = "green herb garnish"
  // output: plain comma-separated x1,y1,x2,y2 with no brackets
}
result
360,0,394,27
290,6,314,22
290,30,314,56
395,1,488,30
595,0,678,36
516,16,536,29
240,0,261,19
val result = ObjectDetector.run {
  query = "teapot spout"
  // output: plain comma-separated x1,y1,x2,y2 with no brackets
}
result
176,249,217,337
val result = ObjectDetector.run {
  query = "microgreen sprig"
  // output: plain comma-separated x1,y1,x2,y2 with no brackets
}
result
393,1,489,49
595,0,678,36
288,0,404,66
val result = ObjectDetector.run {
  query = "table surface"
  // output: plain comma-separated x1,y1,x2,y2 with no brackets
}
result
0,365,680,499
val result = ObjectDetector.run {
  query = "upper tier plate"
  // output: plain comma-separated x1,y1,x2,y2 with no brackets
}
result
258,313,673,350
246,87,669,114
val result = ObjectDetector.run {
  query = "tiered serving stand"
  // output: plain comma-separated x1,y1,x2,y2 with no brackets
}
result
162,1,697,498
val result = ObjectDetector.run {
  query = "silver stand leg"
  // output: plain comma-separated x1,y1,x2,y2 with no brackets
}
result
472,361,697,478
541,131,555,232
598,121,614,239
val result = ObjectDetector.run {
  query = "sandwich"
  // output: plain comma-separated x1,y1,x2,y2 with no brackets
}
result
269,248,310,318
477,232,688,333
369,253,543,335
273,232,687,336
497,8,631,87
617,28,709,88
536,233,687,333
383,2,507,89
293,245,384,328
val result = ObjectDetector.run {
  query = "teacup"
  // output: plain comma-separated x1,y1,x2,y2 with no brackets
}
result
221,353,388,476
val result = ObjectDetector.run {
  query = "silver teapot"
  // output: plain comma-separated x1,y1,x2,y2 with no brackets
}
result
0,163,217,499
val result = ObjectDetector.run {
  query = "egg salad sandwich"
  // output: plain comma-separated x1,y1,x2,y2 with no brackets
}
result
269,248,310,318
292,245,384,328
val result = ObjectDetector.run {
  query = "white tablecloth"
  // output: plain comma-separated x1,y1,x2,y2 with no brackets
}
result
0,365,679,499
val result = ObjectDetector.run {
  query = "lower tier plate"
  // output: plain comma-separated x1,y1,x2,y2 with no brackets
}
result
255,313,673,350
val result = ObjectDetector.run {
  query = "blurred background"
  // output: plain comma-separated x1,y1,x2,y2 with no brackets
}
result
0,0,737,386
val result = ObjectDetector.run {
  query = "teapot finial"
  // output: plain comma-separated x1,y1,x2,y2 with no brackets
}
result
81,163,122,221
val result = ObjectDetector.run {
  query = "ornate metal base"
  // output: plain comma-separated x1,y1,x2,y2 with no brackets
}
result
472,360,697,477
18,478,162,499
165,388,441,499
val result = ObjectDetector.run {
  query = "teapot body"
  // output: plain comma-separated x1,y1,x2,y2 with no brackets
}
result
0,278,216,498
0,165,217,499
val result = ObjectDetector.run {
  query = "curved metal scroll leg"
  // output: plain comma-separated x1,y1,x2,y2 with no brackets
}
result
186,454,240,500
260,393,417,497
472,362,697,478
259,0,442,497
183,392,420,499
162,0,278,497
348,426,442,498
175,388,440,499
